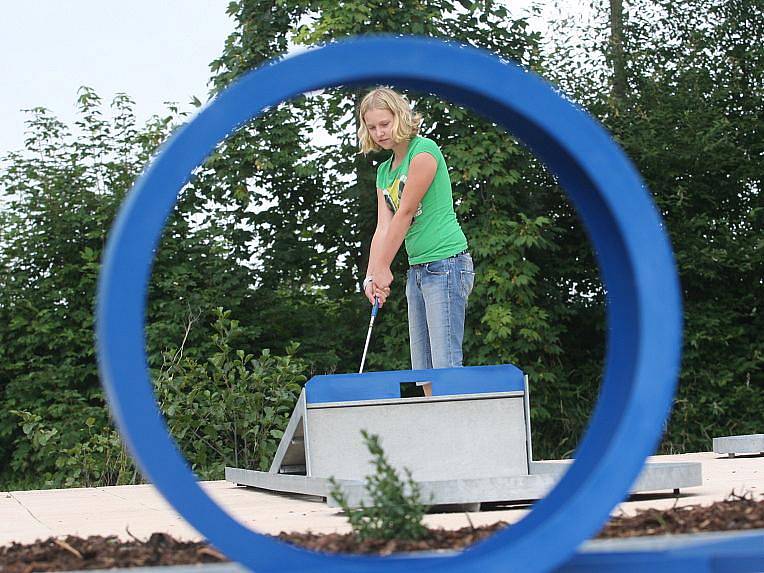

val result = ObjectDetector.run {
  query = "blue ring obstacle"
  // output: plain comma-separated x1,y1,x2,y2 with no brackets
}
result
97,36,686,572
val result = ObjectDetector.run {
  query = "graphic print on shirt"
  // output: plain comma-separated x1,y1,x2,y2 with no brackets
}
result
382,173,423,219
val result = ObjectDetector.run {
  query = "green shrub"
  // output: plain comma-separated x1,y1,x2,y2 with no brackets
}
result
153,307,307,479
7,308,307,488
329,430,429,541
9,410,137,488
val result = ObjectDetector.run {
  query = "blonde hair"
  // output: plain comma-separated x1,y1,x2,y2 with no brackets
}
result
357,87,422,155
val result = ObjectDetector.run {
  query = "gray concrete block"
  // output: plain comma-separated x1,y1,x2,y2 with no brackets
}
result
227,459,701,509
306,392,529,482
227,371,703,509
65,566,249,573
328,473,560,508
530,460,703,493
712,434,764,456
225,467,330,498
580,527,764,553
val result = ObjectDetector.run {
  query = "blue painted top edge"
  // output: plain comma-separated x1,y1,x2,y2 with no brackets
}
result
305,364,525,403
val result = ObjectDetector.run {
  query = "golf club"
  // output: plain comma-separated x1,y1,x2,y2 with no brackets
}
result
359,296,379,373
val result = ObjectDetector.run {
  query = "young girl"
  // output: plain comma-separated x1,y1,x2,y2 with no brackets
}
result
358,87,475,372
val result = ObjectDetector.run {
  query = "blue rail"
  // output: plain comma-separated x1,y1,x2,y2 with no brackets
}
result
305,364,525,404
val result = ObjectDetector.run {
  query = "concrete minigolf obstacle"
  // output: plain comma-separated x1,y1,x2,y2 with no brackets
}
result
226,364,702,508
713,434,764,458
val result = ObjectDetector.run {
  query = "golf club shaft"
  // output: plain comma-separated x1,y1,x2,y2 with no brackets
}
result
359,297,379,374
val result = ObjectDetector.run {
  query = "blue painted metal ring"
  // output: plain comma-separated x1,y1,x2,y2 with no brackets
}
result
97,36,682,572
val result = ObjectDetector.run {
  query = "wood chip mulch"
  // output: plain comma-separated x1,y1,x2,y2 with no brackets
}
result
0,533,226,573
1,494,762,571
275,521,505,556
597,492,764,539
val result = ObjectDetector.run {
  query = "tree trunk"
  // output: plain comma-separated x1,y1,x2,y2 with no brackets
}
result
610,0,627,103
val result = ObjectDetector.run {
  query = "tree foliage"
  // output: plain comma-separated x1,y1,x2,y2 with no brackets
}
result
0,90,300,487
547,0,763,451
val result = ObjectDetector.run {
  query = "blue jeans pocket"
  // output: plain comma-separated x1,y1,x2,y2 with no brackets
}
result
425,259,450,275
460,270,476,297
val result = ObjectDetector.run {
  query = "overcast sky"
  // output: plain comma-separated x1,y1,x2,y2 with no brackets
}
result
0,1,585,157
0,0,235,156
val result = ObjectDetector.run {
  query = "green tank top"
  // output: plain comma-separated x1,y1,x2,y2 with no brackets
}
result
376,136,468,265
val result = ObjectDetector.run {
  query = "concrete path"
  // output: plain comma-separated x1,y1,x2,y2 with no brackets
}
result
1,451,761,545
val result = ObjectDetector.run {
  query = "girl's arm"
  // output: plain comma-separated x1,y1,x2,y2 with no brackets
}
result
373,152,437,290
364,187,394,305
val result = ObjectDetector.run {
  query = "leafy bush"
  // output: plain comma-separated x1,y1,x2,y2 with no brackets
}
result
329,430,429,542
153,307,307,479
9,410,137,488
6,308,307,488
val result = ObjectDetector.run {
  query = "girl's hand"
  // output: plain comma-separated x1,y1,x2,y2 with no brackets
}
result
374,284,390,307
374,267,394,290
372,267,393,307
366,281,390,307
364,281,376,305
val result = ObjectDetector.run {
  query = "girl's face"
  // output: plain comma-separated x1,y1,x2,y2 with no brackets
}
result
363,108,395,149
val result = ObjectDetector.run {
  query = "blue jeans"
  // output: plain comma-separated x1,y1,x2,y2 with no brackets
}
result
406,252,475,370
